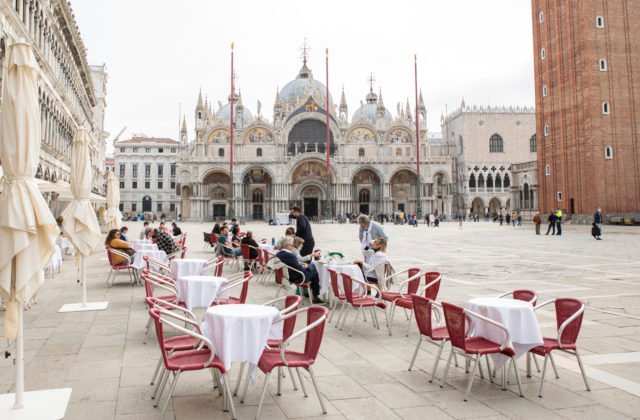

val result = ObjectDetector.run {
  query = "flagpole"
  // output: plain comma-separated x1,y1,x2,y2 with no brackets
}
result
325,48,332,219
414,54,422,218
229,42,235,219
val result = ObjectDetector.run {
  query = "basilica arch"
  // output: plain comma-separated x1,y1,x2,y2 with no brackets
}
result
241,167,274,220
351,168,382,216
389,168,419,215
290,159,335,220
202,169,231,220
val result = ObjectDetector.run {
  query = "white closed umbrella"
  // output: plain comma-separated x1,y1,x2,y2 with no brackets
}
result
104,171,122,230
58,128,108,313
0,41,71,417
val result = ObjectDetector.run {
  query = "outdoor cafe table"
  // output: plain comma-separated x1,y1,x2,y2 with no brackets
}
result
132,242,158,251
466,297,543,368
169,258,210,280
176,275,228,310
131,249,167,270
201,304,283,379
312,260,366,296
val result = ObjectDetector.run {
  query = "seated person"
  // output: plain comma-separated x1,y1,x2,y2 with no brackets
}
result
105,229,134,265
158,221,171,235
285,227,295,237
354,237,388,289
212,223,221,235
240,231,260,269
230,218,239,235
218,225,241,257
171,222,182,236
292,237,320,263
140,221,150,239
146,227,180,256
231,226,242,248
275,236,323,304
119,226,129,242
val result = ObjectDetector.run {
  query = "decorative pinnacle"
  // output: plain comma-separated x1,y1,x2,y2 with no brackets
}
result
367,73,376,93
231,42,234,50
300,37,311,65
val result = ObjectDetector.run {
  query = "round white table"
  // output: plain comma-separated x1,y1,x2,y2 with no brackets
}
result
466,297,543,367
312,261,365,296
133,242,158,251
201,304,283,378
258,243,275,255
45,245,63,276
134,239,152,245
169,258,210,280
132,249,167,270
176,275,229,310
56,237,75,256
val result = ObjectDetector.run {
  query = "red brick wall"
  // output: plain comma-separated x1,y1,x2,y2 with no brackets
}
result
532,0,640,215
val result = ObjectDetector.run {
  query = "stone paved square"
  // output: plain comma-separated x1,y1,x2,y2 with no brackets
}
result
2,220,640,419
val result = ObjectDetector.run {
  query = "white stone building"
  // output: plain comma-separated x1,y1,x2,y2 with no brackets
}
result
177,56,455,222
0,0,107,197
441,101,537,217
114,136,179,218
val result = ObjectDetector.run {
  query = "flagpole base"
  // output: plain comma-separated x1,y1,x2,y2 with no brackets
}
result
58,301,109,313
0,388,71,419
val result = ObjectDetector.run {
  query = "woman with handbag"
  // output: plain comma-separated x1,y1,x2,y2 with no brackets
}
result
105,229,135,265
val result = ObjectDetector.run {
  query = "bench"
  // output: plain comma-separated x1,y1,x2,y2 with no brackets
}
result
609,217,622,225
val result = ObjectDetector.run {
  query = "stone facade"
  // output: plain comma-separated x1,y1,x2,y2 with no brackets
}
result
114,137,179,218
177,59,455,221
0,0,107,196
532,0,640,216
441,101,537,217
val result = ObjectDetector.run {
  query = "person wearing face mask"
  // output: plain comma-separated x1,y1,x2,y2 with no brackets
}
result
289,206,315,256
354,237,388,290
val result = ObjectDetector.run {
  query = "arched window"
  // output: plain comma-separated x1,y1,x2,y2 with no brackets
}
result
359,189,370,203
542,85,547,97
539,11,544,23
545,164,550,176
602,101,610,114
495,174,502,189
478,173,485,189
544,125,549,136
487,174,494,190
212,186,226,199
541,48,546,60
468,173,476,189
503,174,511,188
605,145,613,159
252,189,264,203
358,147,365,157
530,134,537,153
599,58,607,71
197,111,202,119
524,183,530,208
489,134,504,153
218,148,224,157
596,16,604,28
256,147,262,157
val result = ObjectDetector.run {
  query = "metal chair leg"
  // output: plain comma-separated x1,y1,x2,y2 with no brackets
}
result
511,357,524,397
408,337,422,371
485,355,494,384
526,353,532,378
150,357,163,386
277,366,282,396
296,368,308,397
405,310,414,337
440,351,455,388
430,340,446,383
233,362,246,396
538,354,549,397
288,366,299,390
160,371,181,420
222,373,238,419
464,355,480,401
478,358,485,379
255,372,271,420
574,350,591,391
549,353,560,379
152,369,170,403
308,367,327,414
240,367,251,403
349,307,361,336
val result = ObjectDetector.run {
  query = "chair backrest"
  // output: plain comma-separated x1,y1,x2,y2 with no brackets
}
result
555,298,584,346
424,272,442,301
341,273,358,304
405,267,422,295
327,268,341,298
275,267,284,285
215,255,225,277
231,271,252,303
149,308,173,369
411,295,435,338
512,289,537,306
259,248,269,266
282,295,302,341
302,306,330,362
442,301,467,351
241,243,253,260
106,248,116,266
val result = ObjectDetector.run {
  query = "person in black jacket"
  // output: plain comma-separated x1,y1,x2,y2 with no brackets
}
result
275,236,323,304
290,206,315,256
545,212,557,235
240,231,260,269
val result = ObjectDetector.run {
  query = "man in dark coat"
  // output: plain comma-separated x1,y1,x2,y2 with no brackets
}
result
275,236,323,304
545,212,557,235
290,206,315,256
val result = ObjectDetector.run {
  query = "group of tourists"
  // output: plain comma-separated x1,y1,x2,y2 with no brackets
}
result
105,221,184,265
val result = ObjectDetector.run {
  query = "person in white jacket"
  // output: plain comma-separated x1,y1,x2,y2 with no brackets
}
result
355,237,388,290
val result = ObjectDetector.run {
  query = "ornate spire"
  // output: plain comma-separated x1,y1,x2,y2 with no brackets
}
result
418,89,426,111
339,86,347,111
196,88,204,110
297,38,313,79
377,88,385,109
236,88,243,108
204,95,209,113
365,73,378,103
181,116,187,133
406,100,412,122
274,86,282,108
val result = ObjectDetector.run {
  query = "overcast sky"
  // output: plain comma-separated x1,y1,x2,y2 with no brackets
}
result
73,0,534,150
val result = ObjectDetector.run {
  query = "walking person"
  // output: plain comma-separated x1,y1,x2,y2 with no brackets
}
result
555,208,563,236
593,208,603,240
533,212,542,235
499,212,504,226
290,206,315,256
545,212,557,235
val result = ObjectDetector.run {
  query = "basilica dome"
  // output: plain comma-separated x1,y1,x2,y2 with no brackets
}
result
352,90,392,123
280,62,334,107
216,103,253,125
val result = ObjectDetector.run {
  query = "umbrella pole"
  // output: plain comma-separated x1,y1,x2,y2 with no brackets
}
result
13,257,24,409
81,255,87,307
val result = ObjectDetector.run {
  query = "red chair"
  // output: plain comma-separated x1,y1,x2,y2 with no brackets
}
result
327,268,346,325
200,255,225,276
210,271,253,305
106,248,137,287
144,255,171,275
242,306,330,419
408,295,452,383
235,295,303,399
339,273,388,336
528,298,590,397
240,243,259,271
498,289,538,306
255,248,271,283
148,308,236,420
140,270,182,344
277,261,311,306
439,301,523,401
202,232,213,252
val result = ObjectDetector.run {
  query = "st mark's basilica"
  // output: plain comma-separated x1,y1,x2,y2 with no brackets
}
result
175,51,454,221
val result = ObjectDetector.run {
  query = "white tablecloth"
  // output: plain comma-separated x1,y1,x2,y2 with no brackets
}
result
312,261,365,295
466,297,543,367
132,249,167,270
170,258,210,280
56,237,75,256
177,275,229,310
201,304,282,378
133,239,152,245
274,212,290,225
45,245,63,275
258,243,275,255
133,242,158,251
